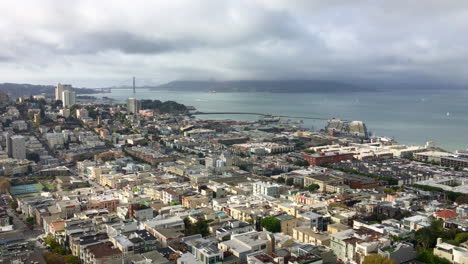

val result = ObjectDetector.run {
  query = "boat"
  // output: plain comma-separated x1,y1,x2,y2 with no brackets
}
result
262,116,281,123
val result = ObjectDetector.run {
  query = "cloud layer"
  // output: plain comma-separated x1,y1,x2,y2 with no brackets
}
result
1,0,467,87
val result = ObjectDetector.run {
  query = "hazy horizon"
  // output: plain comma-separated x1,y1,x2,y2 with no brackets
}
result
1,1,468,88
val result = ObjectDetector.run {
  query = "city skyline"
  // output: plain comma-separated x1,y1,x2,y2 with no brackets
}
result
1,2,468,264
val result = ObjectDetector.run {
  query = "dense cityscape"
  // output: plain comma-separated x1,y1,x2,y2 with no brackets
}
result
0,83,467,264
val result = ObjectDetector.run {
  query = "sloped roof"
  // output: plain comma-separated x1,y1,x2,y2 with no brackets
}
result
435,209,459,219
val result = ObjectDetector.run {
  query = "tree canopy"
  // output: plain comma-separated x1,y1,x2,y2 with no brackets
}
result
64,254,80,264
184,218,210,237
141,99,187,113
293,159,309,167
261,216,281,233
307,184,320,192
414,218,461,249
455,232,468,244
417,249,451,264
362,254,395,264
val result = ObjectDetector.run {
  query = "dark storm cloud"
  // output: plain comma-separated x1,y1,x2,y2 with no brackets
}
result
61,31,196,55
0,0,467,87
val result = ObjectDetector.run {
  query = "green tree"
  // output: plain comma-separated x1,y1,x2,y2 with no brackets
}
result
64,254,79,264
362,254,395,264
26,216,35,226
293,159,309,166
390,235,404,242
261,216,281,233
52,100,63,109
43,252,65,264
194,219,210,237
45,234,58,246
307,184,320,192
455,232,468,244
55,247,67,255
184,218,210,237
414,218,449,249
44,233,67,254
286,178,294,186
455,195,468,204
140,99,187,113
417,249,451,264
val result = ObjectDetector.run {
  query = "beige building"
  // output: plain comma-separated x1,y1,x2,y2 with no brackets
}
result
275,214,297,236
303,174,345,193
182,195,210,209
293,226,330,246
327,223,351,234
434,238,468,264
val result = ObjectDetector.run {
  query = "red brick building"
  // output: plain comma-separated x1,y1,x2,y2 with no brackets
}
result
303,152,354,166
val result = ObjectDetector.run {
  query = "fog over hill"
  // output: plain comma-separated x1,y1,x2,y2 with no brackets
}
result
0,83,99,98
151,80,371,93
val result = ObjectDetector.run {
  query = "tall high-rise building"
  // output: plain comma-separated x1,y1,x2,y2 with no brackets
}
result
55,83,71,100
7,135,26,160
55,83,76,107
62,90,76,108
127,98,141,114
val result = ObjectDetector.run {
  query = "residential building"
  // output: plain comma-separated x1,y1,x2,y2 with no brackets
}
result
303,152,354,166
298,211,326,232
55,83,75,107
292,226,330,246
76,109,89,119
55,83,71,100
218,231,275,263
7,135,26,160
434,238,468,264
274,214,297,236
252,182,281,198
81,241,122,264
62,89,76,107
127,98,141,114
378,242,417,264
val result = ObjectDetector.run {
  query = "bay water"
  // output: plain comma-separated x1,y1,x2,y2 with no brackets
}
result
88,88,468,151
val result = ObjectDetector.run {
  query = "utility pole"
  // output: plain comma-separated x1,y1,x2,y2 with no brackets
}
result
133,76,136,93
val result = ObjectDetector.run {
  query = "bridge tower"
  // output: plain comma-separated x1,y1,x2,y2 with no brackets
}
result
133,77,136,93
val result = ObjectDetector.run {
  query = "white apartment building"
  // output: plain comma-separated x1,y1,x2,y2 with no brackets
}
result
252,182,281,198
55,83,76,107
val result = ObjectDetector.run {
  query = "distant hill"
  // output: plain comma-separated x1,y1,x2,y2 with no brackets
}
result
151,80,370,93
0,83,99,98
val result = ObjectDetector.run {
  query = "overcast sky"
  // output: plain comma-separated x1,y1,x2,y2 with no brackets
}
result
1,0,467,87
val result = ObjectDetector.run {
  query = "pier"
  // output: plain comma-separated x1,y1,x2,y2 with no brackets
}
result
190,111,335,121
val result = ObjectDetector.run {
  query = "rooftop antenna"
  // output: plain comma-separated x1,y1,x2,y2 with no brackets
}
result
133,76,136,93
